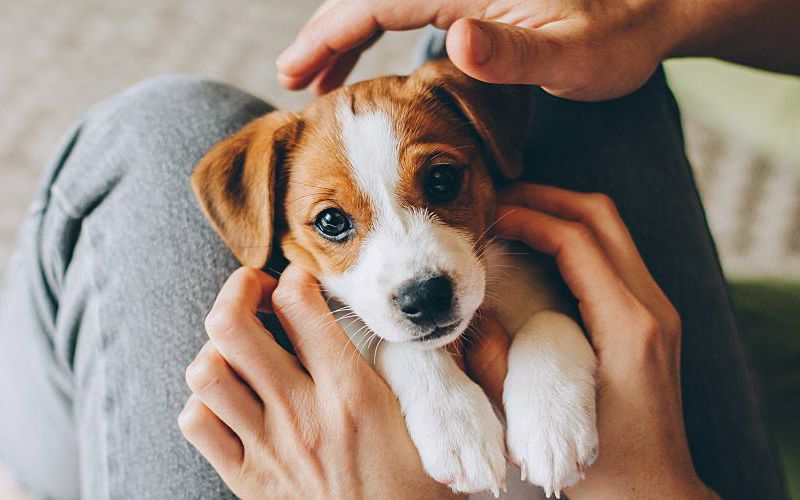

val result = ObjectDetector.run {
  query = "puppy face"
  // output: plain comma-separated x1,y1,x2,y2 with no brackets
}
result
193,60,531,348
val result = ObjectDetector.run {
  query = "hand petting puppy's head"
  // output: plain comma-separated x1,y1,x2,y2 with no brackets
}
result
192,60,531,348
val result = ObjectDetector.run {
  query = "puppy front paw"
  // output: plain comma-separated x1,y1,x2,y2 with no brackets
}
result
407,381,507,495
503,311,599,498
504,361,598,498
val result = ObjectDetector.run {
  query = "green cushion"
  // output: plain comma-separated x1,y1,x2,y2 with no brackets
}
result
730,280,800,498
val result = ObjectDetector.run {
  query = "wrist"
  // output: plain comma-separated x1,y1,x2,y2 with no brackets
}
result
655,0,717,59
661,0,758,60
660,0,800,74
627,0,689,65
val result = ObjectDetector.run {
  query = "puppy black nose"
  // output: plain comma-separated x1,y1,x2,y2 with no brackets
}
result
394,275,454,326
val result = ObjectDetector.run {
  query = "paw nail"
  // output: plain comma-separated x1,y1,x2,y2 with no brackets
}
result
578,461,587,480
520,461,527,482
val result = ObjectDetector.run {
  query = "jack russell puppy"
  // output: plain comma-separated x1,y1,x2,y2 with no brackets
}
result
192,59,598,498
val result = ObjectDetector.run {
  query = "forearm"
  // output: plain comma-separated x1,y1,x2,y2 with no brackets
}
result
666,0,800,74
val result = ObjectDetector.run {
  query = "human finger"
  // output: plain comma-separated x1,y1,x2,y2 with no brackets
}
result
446,18,572,87
272,264,367,383
498,184,679,332
277,0,472,87
178,395,244,480
185,341,264,441
311,37,373,95
493,205,650,348
277,0,383,87
205,267,307,398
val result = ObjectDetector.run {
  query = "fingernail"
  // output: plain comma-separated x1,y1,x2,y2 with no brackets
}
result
470,23,493,66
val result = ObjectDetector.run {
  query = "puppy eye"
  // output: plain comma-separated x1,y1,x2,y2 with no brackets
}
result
424,164,462,203
314,208,353,242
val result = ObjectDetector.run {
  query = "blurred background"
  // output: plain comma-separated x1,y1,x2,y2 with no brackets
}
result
0,0,798,497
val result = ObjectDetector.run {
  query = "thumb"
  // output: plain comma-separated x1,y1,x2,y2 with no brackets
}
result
445,18,563,86
272,263,367,381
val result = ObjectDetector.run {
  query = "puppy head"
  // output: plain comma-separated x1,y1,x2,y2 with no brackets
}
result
192,60,531,348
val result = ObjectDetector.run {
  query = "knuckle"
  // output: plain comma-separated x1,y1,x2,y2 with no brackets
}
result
576,193,618,227
636,307,661,338
662,305,682,338
629,306,663,351
271,281,309,314
233,266,262,288
585,192,617,216
185,355,222,393
177,399,206,435
205,304,246,340
434,4,461,26
321,374,370,411
564,221,594,245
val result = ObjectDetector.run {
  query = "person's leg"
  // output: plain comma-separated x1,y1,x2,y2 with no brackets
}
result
0,120,86,499
0,75,271,499
519,71,787,499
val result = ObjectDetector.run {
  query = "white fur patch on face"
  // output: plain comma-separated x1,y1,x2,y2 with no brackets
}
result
335,103,401,224
322,102,485,346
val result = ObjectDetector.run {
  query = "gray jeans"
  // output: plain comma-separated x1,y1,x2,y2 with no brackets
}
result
0,70,787,499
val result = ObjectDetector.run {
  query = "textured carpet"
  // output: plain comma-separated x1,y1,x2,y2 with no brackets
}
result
1,0,798,279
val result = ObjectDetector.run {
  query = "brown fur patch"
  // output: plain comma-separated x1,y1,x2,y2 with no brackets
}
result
193,60,527,274
278,92,374,276
389,81,498,255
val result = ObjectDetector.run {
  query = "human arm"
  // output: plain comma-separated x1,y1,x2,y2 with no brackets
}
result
668,0,800,76
178,265,459,499
277,0,800,100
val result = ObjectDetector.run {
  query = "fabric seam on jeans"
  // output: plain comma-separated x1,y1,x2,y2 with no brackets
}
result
80,215,111,500
49,184,83,220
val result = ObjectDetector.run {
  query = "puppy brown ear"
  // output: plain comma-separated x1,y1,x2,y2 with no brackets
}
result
412,59,532,180
191,111,299,269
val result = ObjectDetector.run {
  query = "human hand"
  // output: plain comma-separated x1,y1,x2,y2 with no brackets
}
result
277,0,676,100
464,184,717,499
179,264,458,500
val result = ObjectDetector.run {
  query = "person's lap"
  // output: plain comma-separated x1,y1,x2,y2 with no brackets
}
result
0,70,785,499
0,76,268,499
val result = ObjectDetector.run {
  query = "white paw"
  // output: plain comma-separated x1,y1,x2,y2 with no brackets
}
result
504,360,598,498
502,310,599,498
406,380,507,495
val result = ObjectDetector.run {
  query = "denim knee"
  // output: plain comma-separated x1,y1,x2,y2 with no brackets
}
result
44,75,272,220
